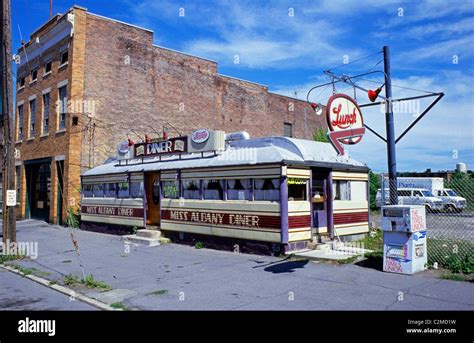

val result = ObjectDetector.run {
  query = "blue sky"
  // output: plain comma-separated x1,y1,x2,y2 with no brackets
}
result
12,0,473,172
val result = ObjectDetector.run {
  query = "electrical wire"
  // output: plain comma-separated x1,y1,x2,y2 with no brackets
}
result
325,51,382,73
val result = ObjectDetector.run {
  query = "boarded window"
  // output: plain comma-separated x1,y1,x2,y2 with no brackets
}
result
284,122,293,137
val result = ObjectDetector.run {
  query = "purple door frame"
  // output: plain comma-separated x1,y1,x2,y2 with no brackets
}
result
280,175,289,244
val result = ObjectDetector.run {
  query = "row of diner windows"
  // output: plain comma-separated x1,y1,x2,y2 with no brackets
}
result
82,178,310,202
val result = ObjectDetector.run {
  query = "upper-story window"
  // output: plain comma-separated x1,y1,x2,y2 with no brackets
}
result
58,85,67,130
60,51,68,66
29,99,36,138
31,69,38,83
284,122,293,138
19,76,26,88
44,61,52,74
42,93,50,134
17,104,24,141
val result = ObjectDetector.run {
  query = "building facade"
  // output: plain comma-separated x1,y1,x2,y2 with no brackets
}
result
14,6,326,224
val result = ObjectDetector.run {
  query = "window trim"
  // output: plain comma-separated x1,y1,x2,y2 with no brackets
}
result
43,60,53,76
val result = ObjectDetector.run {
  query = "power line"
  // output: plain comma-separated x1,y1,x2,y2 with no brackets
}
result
325,51,382,73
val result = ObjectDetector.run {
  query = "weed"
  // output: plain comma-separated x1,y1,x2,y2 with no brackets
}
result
147,289,168,296
63,274,112,292
194,242,205,249
110,302,129,310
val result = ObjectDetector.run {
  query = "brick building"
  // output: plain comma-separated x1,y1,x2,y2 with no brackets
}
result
14,5,326,224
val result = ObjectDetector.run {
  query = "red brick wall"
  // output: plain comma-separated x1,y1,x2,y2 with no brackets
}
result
81,13,327,171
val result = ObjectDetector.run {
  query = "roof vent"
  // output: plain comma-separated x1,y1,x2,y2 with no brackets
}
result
225,131,250,142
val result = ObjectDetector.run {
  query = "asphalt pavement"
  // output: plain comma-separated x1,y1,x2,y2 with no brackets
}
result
0,219,473,310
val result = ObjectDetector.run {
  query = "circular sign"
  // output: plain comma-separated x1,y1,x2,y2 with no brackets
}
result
191,129,210,143
326,93,364,145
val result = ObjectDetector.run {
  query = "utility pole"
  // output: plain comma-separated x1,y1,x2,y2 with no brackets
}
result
50,0,53,18
1,0,16,244
383,46,398,205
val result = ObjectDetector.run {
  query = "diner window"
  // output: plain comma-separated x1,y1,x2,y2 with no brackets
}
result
58,85,67,130
228,179,252,201
203,179,224,200
60,51,69,65
43,93,50,134
131,181,144,198
29,99,36,137
44,61,52,74
83,184,93,197
183,180,200,199
254,178,280,201
93,184,104,197
31,69,38,82
333,180,351,200
288,178,308,201
17,104,24,141
163,181,179,199
118,182,130,198
104,183,117,197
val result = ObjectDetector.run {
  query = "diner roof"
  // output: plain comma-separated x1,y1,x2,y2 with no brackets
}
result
82,136,369,177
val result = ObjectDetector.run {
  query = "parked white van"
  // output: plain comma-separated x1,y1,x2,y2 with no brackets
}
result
375,188,444,212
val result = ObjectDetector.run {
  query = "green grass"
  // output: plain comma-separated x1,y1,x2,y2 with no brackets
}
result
194,242,205,249
146,289,168,296
12,265,50,277
358,229,383,252
0,254,25,264
110,302,129,310
63,274,112,292
427,238,474,274
334,255,360,265
440,273,472,282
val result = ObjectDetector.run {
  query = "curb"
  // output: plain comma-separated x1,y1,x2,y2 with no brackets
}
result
0,264,117,311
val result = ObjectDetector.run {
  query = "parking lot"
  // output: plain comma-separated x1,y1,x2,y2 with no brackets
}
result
370,210,474,242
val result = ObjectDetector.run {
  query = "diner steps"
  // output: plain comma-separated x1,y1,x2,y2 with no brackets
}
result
123,229,170,247
287,239,372,261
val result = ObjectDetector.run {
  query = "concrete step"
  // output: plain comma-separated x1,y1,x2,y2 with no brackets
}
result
291,249,359,261
123,235,161,247
136,229,161,239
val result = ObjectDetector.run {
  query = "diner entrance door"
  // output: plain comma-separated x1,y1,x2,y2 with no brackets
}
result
311,169,330,236
145,173,161,226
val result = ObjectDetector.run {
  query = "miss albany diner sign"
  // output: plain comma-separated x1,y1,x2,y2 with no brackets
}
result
326,94,365,155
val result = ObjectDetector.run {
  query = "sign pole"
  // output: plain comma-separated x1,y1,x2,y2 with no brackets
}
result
383,46,398,205
1,0,17,244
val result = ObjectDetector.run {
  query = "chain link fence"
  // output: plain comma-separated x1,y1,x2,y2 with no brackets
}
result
369,172,473,273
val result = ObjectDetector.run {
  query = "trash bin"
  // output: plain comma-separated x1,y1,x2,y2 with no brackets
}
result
381,205,428,275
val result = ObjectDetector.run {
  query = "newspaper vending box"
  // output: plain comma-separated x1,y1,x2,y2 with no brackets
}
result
381,205,428,275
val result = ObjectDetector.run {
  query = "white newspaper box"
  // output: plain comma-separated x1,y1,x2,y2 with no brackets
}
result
382,205,428,275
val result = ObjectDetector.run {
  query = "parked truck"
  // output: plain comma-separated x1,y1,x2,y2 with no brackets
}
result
396,177,466,212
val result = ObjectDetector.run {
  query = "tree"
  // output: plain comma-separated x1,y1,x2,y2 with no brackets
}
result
313,128,329,143
368,170,380,211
